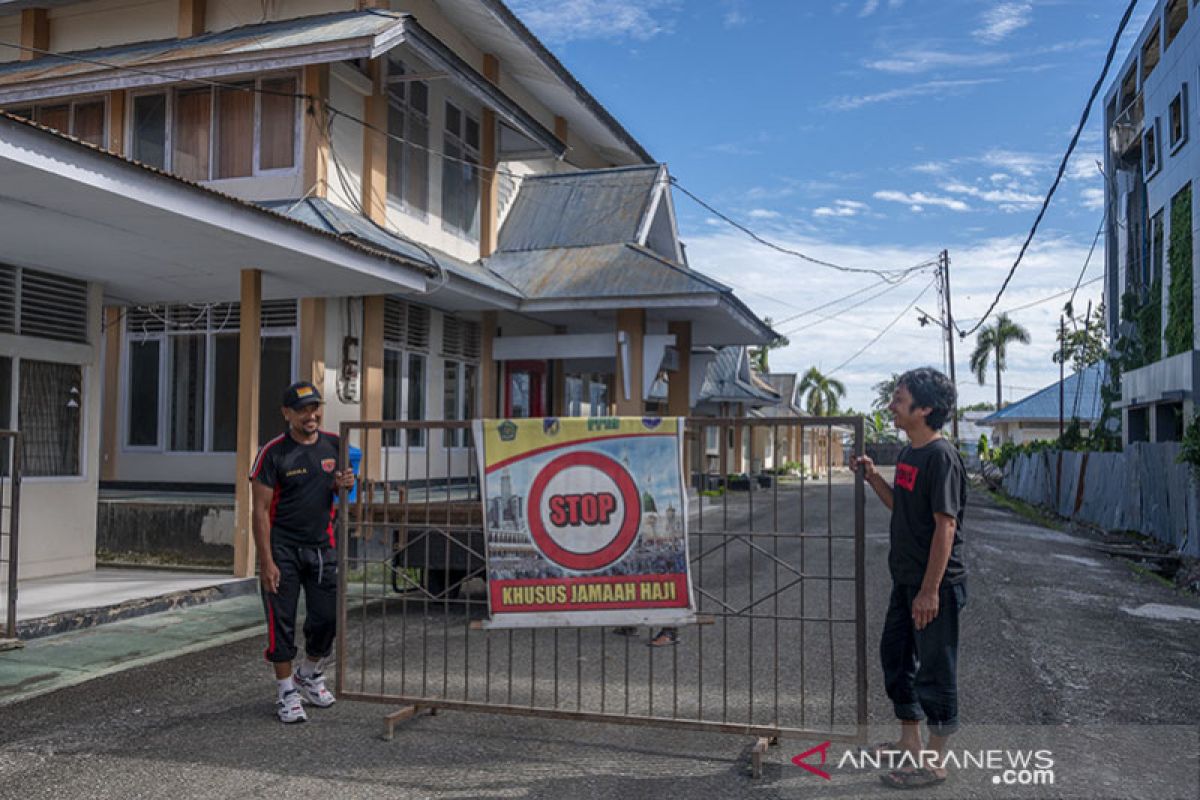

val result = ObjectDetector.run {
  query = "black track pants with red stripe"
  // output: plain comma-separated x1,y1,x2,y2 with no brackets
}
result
262,543,337,664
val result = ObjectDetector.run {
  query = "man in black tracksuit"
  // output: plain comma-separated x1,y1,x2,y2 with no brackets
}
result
251,381,354,723
851,367,967,790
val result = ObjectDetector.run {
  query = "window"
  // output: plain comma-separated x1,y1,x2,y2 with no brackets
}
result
442,359,478,447
124,301,296,452
441,100,481,238
588,378,609,417
1144,118,1161,178
566,375,584,417
135,75,298,181
564,373,611,417
19,360,82,477
0,263,89,344
382,298,431,447
1142,24,1162,83
4,98,107,147
1167,0,1189,49
1170,87,1189,151
385,58,430,215
1152,209,1165,292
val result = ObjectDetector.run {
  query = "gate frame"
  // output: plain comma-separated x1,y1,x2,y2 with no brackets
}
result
1,430,23,645
335,416,867,765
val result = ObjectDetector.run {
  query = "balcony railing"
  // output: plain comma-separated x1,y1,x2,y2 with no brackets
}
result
1110,93,1145,156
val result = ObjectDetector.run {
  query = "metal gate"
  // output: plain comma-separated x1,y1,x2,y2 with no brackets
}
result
335,417,866,754
1,430,22,643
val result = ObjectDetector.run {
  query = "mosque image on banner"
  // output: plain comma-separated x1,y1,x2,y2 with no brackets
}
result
474,416,696,629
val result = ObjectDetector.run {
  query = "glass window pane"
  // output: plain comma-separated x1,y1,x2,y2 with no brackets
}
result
169,334,206,451
216,83,253,179
407,353,425,447
445,103,460,137
442,136,461,231
19,360,82,476
257,336,293,446
211,334,239,452
465,116,479,150
127,339,160,446
443,360,459,447
409,81,428,115
259,77,296,170
132,93,168,170
510,371,531,419
405,112,429,213
463,157,480,239
3,107,32,121
174,88,212,181
73,100,106,147
463,363,477,447
383,348,403,447
387,101,405,205
566,375,583,417
589,378,608,417
38,104,69,133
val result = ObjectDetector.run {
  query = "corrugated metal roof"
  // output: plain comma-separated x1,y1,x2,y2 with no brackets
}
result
486,242,718,299
0,10,403,86
698,347,782,405
258,198,519,296
755,373,801,417
495,165,661,252
980,362,1106,425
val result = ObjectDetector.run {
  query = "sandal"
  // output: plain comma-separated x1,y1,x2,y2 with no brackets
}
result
611,626,639,637
648,628,678,647
880,768,947,789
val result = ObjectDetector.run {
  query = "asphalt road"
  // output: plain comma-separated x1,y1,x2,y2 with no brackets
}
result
1,472,1198,799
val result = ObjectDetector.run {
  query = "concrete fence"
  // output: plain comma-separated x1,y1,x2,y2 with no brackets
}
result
1002,442,1199,557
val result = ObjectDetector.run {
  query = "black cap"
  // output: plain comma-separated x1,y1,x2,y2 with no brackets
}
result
282,381,323,409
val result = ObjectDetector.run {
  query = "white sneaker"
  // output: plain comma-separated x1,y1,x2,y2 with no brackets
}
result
294,669,336,708
276,689,307,723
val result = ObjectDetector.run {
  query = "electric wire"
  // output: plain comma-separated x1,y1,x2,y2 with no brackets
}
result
827,276,938,376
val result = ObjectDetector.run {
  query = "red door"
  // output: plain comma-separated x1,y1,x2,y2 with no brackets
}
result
504,361,547,418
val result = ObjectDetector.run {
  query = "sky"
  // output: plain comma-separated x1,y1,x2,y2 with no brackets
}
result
506,0,1149,412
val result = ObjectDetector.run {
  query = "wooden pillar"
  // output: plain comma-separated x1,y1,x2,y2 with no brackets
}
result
177,0,205,38
666,321,691,417
360,296,385,480
107,91,126,156
234,269,262,579
480,310,497,418
361,59,388,224
99,306,122,481
480,54,500,259
614,309,644,416
299,297,326,390
19,9,48,61
302,64,330,200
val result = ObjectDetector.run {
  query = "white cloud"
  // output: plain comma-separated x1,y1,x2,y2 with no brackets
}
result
865,49,1009,74
912,161,949,174
827,79,999,111
749,208,781,219
874,190,971,212
507,0,680,45
974,1,1033,43
980,149,1045,177
942,181,1042,206
859,0,880,17
721,0,747,27
1080,187,1105,210
813,200,869,218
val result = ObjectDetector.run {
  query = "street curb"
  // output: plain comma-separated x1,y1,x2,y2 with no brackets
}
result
16,578,259,641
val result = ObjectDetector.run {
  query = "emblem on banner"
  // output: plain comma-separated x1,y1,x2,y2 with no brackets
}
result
641,417,662,430
321,459,336,473
498,420,518,442
543,418,561,436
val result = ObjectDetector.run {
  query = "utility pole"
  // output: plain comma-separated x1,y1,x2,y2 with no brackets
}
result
940,250,960,442
1059,315,1066,439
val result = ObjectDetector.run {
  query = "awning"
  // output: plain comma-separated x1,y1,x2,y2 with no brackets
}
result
0,10,564,157
0,113,430,303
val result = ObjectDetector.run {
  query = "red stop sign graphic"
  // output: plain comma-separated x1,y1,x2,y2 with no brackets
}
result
527,451,641,571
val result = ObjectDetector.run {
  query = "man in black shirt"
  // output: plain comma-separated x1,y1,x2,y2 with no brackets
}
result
851,367,967,789
251,381,355,723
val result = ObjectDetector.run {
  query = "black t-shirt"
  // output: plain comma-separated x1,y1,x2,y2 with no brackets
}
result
889,437,967,587
250,431,341,548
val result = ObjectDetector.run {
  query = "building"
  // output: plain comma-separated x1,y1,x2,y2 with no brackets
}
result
1103,0,1200,444
0,0,775,579
978,363,1106,446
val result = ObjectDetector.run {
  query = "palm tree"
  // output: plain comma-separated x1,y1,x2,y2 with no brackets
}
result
872,373,900,411
798,366,846,416
969,312,1031,408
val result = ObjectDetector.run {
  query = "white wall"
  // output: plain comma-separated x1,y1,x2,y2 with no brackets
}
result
326,65,367,214
12,284,104,579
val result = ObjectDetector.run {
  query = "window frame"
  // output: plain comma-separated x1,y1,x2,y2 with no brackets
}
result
1144,117,1163,179
385,57,431,220
125,72,301,181
6,96,109,147
441,358,478,449
440,98,482,240
382,343,429,450
1,355,87,480
1169,85,1189,153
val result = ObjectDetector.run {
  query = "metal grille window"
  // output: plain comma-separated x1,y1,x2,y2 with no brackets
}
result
382,302,430,448
441,316,480,361
383,298,431,351
124,301,296,451
441,100,481,239
18,360,82,477
0,265,89,344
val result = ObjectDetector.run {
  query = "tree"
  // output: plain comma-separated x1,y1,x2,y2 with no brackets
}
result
751,318,790,373
872,373,900,411
969,312,1031,408
798,366,846,416
1053,303,1107,374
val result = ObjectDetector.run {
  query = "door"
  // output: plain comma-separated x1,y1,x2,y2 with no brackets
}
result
504,361,546,418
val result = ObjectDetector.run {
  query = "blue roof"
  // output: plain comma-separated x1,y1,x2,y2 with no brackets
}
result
981,362,1107,425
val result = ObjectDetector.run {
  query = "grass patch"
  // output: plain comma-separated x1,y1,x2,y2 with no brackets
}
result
985,489,1065,531
1130,562,1177,590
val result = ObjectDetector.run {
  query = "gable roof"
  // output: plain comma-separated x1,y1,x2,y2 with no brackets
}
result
980,362,1107,425
698,347,782,406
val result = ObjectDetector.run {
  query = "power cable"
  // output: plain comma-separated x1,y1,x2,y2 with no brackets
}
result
956,0,1140,337
779,270,925,337
828,276,938,375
